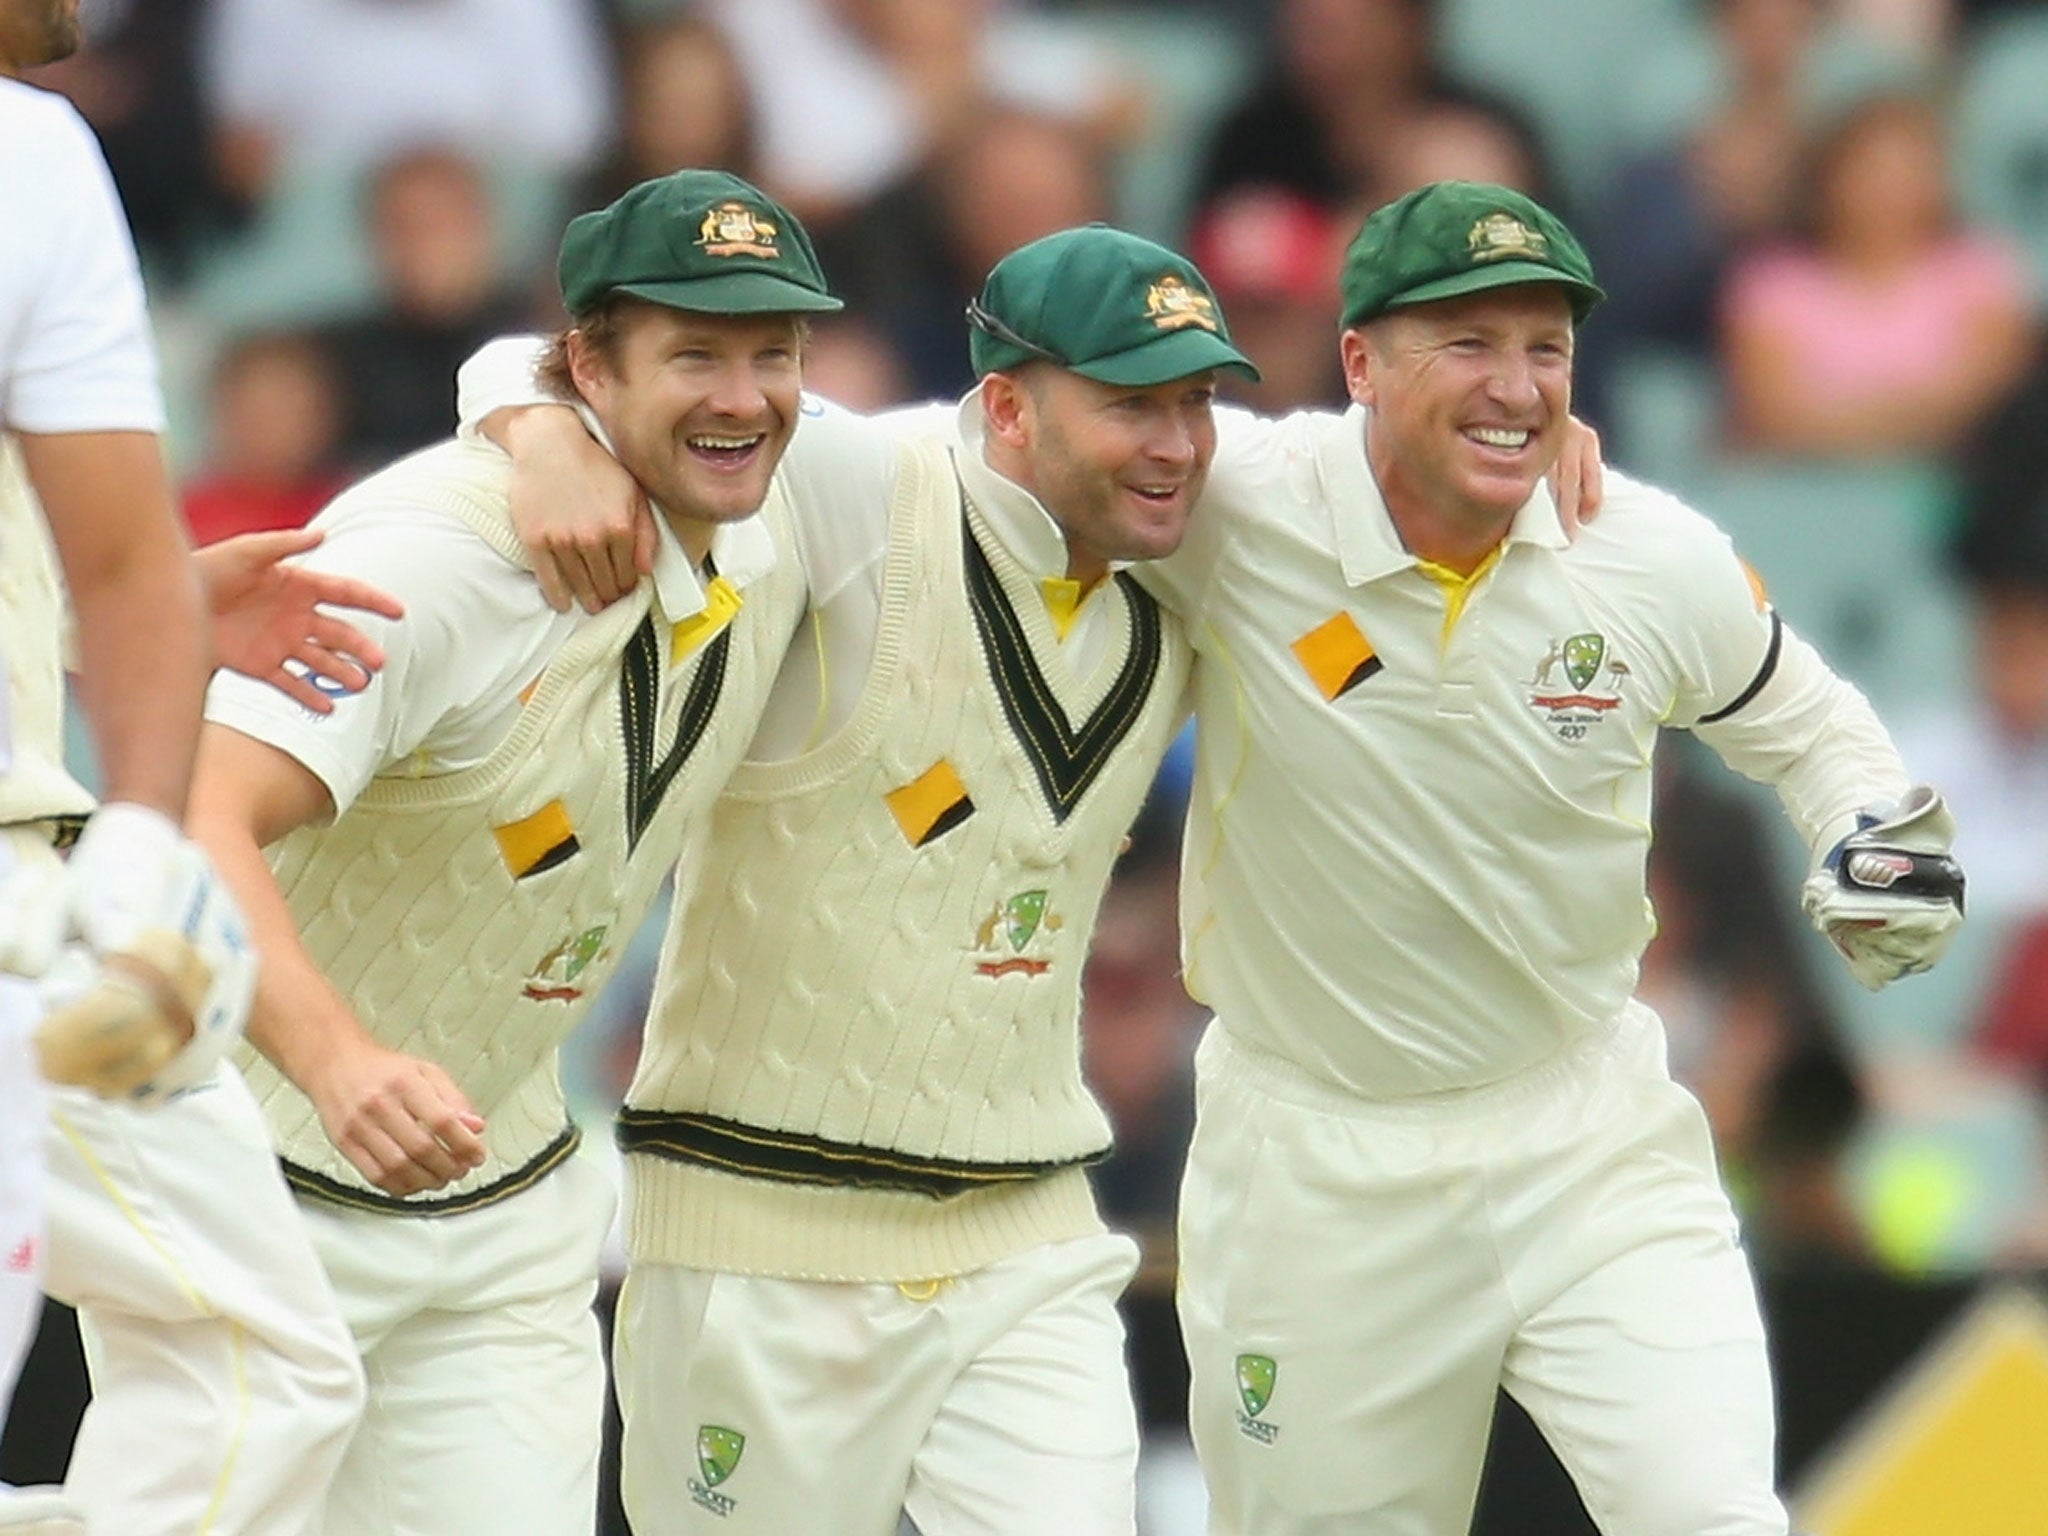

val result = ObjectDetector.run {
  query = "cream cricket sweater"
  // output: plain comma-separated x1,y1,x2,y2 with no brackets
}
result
0,440,94,825
622,435,1193,1280
236,442,806,1213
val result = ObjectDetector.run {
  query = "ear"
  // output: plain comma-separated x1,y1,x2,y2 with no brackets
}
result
1339,328,1377,410
565,327,608,403
980,372,1032,450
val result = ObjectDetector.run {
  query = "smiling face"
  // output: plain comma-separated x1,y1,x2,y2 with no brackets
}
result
983,364,1219,586
1344,283,1573,544
570,300,802,539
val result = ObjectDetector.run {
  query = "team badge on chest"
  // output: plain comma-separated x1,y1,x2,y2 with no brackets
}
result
971,888,1064,977
1526,631,1630,743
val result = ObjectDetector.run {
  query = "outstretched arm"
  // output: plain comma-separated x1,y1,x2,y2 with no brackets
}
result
196,527,405,712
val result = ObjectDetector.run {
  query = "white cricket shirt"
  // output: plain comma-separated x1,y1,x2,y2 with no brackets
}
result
1142,404,1909,1100
0,77,163,789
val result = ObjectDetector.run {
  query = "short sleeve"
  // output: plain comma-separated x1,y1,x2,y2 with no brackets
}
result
203,499,563,814
0,93,162,433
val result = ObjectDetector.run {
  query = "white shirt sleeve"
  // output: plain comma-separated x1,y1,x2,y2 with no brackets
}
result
1661,512,1911,856
454,333,553,441
0,88,163,434
203,499,576,815
1692,621,1911,859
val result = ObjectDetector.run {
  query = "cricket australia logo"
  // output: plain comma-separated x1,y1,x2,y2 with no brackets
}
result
1467,212,1547,264
689,1425,746,1516
697,202,780,259
1146,274,1220,333
1235,1353,1281,1444
971,889,1064,977
520,924,611,1003
1526,631,1629,743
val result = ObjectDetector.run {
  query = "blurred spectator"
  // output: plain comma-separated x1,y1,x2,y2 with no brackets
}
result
1720,90,2034,457
180,331,349,546
198,0,613,212
801,317,915,411
1194,0,1435,206
820,106,1111,397
1371,92,1557,209
1186,185,1344,411
1596,0,1837,363
582,12,757,208
322,147,536,465
1896,387,2048,920
699,0,1134,225
1193,0,1531,219
26,0,233,283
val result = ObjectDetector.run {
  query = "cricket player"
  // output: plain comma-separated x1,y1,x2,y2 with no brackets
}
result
460,225,1255,1535
184,168,831,1536
2,4,381,1530
1158,182,1965,1534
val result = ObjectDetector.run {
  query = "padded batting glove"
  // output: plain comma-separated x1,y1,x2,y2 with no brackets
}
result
1800,785,1965,991
42,803,258,1103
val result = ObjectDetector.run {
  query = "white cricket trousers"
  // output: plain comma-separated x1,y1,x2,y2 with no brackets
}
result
301,1150,615,1536
0,830,51,1420
614,1230,1142,1536
44,1068,366,1536
1178,1006,1792,1536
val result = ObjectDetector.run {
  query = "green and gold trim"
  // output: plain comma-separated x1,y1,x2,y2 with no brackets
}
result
617,1108,1105,1200
281,1124,581,1216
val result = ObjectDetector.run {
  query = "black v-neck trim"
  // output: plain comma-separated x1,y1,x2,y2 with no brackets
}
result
959,498,1163,824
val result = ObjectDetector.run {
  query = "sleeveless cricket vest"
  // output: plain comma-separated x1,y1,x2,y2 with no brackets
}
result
621,434,1194,1281
0,437,94,825
236,440,806,1214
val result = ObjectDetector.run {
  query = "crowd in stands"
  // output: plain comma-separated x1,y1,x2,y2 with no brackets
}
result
26,0,2048,1296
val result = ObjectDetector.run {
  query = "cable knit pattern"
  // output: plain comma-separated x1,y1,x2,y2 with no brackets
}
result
625,436,1192,1280
0,439,95,823
235,440,807,1212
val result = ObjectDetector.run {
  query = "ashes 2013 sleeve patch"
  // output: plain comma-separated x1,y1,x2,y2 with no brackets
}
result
1292,613,1383,701
886,759,975,848
494,798,581,878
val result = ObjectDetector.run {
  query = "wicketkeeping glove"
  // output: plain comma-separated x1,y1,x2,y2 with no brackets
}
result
26,803,257,1103
1800,785,1965,991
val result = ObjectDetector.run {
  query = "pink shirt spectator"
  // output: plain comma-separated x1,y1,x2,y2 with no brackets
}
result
1723,236,2028,406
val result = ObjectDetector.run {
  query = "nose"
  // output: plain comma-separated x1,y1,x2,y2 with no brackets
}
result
1486,351,1541,412
705,360,771,419
1144,411,1201,470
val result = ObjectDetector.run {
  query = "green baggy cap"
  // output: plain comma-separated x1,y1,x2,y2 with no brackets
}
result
1339,181,1604,329
968,224,1260,386
558,168,844,318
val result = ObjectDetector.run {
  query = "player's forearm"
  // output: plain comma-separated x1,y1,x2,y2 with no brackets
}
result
1693,624,1911,853
23,430,207,818
186,799,370,1090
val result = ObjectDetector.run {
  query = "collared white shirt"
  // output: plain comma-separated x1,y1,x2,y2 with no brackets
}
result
1141,404,1907,1100
205,436,776,817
